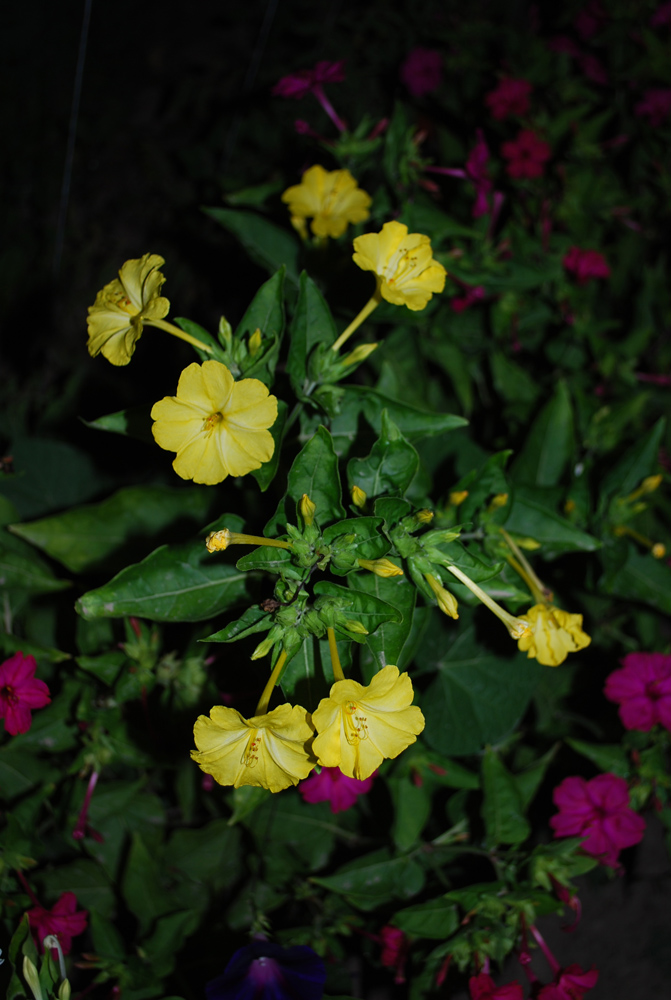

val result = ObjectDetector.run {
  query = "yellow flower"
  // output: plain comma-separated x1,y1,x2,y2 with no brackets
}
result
191,703,315,792
87,254,170,365
517,604,591,667
352,221,446,311
312,665,425,780
281,165,372,239
151,360,278,485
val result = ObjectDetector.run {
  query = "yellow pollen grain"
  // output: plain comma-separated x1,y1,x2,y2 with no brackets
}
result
203,412,223,432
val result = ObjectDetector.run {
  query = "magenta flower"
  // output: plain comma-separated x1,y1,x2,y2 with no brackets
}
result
604,652,671,732
379,926,409,984
0,651,50,735
27,892,88,955
400,48,442,98
429,130,492,217
562,247,610,285
469,972,524,1000
299,766,374,813
550,774,645,868
635,89,671,127
537,964,599,1000
485,78,532,120
451,285,486,313
206,939,326,1000
501,130,551,179
273,61,347,132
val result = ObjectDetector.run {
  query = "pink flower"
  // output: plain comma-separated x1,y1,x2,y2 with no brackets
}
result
635,89,671,127
0,651,50,735
400,48,442,98
537,964,599,1000
485,78,532,120
469,972,524,1000
501,130,551,179
379,926,409,984
550,773,646,868
451,285,486,313
604,652,671,732
27,892,88,955
273,61,347,132
299,766,374,813
562,247,610,284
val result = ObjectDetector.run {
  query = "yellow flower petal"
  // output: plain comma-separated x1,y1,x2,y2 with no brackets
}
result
352,221,446,312
517,604,591,667
151,360,278,485
282,165,371,240
312,665,425,780
191,703,315,792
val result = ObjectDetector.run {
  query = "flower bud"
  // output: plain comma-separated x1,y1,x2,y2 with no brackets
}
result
351,485,367,508
358,558,404,578
652,543,666,559
415,508,434,524
23,957,43,1000
448,490,469,506
219,316,233,347
342,619,369,635
299,494,317,527
248,328,262,356
425,573,459,619
341,342,379,367
251,636,276,661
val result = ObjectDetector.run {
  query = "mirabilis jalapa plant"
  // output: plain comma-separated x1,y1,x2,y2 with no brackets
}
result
4,20,671,999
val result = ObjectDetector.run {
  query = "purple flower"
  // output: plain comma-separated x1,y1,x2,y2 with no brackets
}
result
536,965,599,1000
0,651,50,735
299,766,374,813
206,940,326,1000
469,973,524,1000
562,247,610,284
549,774,645,868
604,652,671,732
400,48,442,98
485,78,532,120
501,130,551,179
27,892,88,955
635,89,671,127
273,61,347,132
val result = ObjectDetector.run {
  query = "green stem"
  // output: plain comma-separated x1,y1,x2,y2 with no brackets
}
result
331,286,381,353
327,627,346,682
146,317,214,354
254,649,288,716
444,563,530,639
500,528,549,602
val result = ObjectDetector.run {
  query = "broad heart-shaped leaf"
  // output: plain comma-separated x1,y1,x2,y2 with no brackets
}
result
76,535,250,623
510,380,574,487
266,426,346,534
236,268,286,386
392,899,460,939
203,206,300,285
347,410,418,498
286,272,339,397
9,485,215,573
313,580,402,634
481,747,531,847
311,848,425,911
501,487,600,555
0,437,108,519
0,542,69,594
344,385,468,441
418,612,539,757
354,572,417,670
80,403,154,442
598,416,666,513
600,544,671,615
251,399,288,492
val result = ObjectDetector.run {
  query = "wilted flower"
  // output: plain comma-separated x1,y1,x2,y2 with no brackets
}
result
273,60,346,131
352,221,446,312
312,665,425,780
299,766,375,813
634,88,671,127
192,702,315,793
563,247,610,285
537,964,599,1000
0,652,50,735
517,604,591,667
468,972,524,1000
281,164,371,239
206,939,326,1000
151,360,278,485
502,130,551,179
87,253,170,366
485,78,532,119
400,48,442,98
550,773,645,867
27,892,88,955
604,651,671,731
451,284,486,313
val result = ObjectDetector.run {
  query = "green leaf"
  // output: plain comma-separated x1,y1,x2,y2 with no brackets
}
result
236,544,296,575
599,416,666,507
164,819,241,890
9,485,214,573
419,615,539,757
388,776,432,850
0,438,107,519
600,545,671,615
76,537,250,622
121,833,172,934
204,605,271,643
203,207,299,284
174,316,221,355
347,410,418,498
566,738,630,777
80,404,154,442
515,745,559,810
286,272,339,396
356,573,417,669
90,911,126,960
502,488,600,554
0,748,58,799
345,386,467,440
323,516,390,570
481,748,531,847
237,268,286,385
312,849,425,910
511,381,574,486
0,542,69,593
266,426,346,534
251,400,289,492
41,859,115,918
313,580,402,633
392,900,459,939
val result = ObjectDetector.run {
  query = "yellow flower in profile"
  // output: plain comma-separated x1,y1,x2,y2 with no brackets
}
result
312,665,425,780
151,360,278,485
191,703,315,792
352,221,446,311
87,253,170,366
281,164,372,239
517,604,591,667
